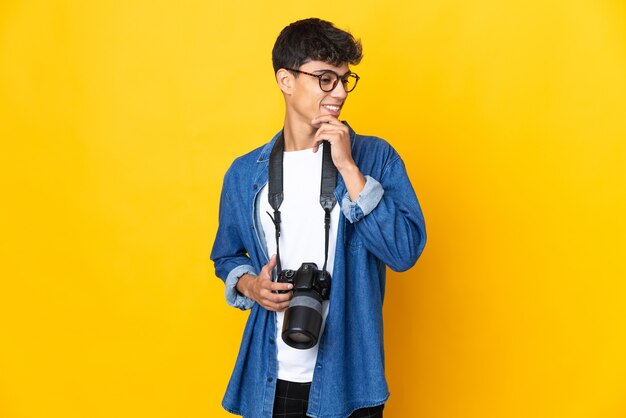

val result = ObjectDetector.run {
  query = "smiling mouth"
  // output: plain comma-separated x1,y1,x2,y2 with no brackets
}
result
322,104,342,112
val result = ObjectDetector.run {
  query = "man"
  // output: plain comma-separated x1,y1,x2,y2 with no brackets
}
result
211,18,426,418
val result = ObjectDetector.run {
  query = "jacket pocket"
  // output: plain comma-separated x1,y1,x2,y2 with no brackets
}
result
343,221,363,250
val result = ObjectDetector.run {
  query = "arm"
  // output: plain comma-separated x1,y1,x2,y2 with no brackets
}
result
235,255,293,312
210,180,257,310
342,156,426,272
210,170,293,311
312,116,366,201
311,116,426,271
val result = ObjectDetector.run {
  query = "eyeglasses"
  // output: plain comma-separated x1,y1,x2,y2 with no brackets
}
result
286,68,360,93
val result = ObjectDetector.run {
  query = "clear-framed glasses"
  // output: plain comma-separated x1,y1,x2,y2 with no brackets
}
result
286,68,360,93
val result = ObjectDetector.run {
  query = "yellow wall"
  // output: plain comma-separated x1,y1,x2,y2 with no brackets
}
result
1,1,625,417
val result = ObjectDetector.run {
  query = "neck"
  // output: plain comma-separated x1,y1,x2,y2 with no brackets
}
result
282,112,317,151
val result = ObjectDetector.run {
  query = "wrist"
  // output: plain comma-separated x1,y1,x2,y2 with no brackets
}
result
338,160,359,176
339,163,366,201
236,274,253,298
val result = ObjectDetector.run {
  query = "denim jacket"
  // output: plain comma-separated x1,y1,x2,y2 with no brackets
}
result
211,123,426,418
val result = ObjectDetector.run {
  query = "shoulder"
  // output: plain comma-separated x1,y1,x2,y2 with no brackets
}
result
353,133,397,154
349,129,402,172
222,134,276,184
228,143,265,172
344,122,399,159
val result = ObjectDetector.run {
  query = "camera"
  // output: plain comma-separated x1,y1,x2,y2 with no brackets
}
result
276,262,331,349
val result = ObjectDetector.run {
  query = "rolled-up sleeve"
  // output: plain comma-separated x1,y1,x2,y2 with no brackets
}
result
211,164,259,311
341,154,426,272
225,265,257,310
341,175,385,223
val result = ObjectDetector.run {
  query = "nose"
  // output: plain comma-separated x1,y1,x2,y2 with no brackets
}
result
330,79,348,99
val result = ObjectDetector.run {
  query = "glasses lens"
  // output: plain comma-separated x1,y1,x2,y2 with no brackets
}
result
318,72,338,92
343,74,358,92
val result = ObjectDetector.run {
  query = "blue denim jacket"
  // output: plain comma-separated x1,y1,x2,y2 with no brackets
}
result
211,123,426,418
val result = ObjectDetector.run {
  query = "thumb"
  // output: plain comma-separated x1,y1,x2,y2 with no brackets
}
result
263,254,277,279
267,254,277,271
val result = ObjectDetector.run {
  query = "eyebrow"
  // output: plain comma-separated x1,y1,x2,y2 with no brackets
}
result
312,69,353,77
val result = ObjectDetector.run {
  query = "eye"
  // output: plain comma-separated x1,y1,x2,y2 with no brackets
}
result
320,76,334,84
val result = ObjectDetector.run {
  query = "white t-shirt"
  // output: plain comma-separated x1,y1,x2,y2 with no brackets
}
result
258,143,340,383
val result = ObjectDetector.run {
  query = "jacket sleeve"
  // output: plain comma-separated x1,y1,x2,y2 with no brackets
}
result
341,156,426,272
210,169,257,310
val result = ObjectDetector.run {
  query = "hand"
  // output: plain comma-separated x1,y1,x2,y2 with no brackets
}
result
311,115,355,172
311,115,366,201
236,255,293,312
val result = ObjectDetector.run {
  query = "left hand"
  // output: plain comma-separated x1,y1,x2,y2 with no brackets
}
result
311,115,355,172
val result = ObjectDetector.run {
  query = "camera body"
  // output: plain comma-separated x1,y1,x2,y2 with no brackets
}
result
276,262,331,299
275,263,331,349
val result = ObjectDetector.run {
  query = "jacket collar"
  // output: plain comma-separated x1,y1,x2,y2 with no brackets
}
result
256,121,356,163
253,121,355,201
256,131,281,163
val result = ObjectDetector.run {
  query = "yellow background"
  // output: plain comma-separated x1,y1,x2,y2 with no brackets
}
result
2,1,625,417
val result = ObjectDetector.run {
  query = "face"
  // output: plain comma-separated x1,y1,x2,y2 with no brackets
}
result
284,60,351,126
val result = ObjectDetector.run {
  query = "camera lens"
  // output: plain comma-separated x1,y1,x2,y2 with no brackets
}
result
286,332,310,344
282,291,323,349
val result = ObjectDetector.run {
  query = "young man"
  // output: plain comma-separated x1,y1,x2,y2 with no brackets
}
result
211,18,426,418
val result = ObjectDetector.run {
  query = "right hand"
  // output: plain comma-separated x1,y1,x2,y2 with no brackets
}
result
236,255,293,312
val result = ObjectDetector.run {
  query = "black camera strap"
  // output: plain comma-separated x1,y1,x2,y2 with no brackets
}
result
267,133,338,276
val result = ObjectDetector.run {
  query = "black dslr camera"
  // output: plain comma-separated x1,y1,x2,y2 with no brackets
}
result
276,262,331,349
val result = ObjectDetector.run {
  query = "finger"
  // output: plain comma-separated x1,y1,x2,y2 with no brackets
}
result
263,300,291,312
273,301,291,312
261,255,277,280
267,280,293,292
260,289,292,305
267,254,277,271
314,129,342,143
311,116,336,128
259,280,293,298
314,123,338,135
314,123,336,133
315,122,346,134
312,115,343,125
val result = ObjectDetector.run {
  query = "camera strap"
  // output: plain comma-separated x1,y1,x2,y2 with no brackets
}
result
267,132,338,275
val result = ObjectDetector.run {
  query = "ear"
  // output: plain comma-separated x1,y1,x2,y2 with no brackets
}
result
276,69,294,95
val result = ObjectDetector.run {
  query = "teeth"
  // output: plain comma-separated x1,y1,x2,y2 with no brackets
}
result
324,105,340,111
